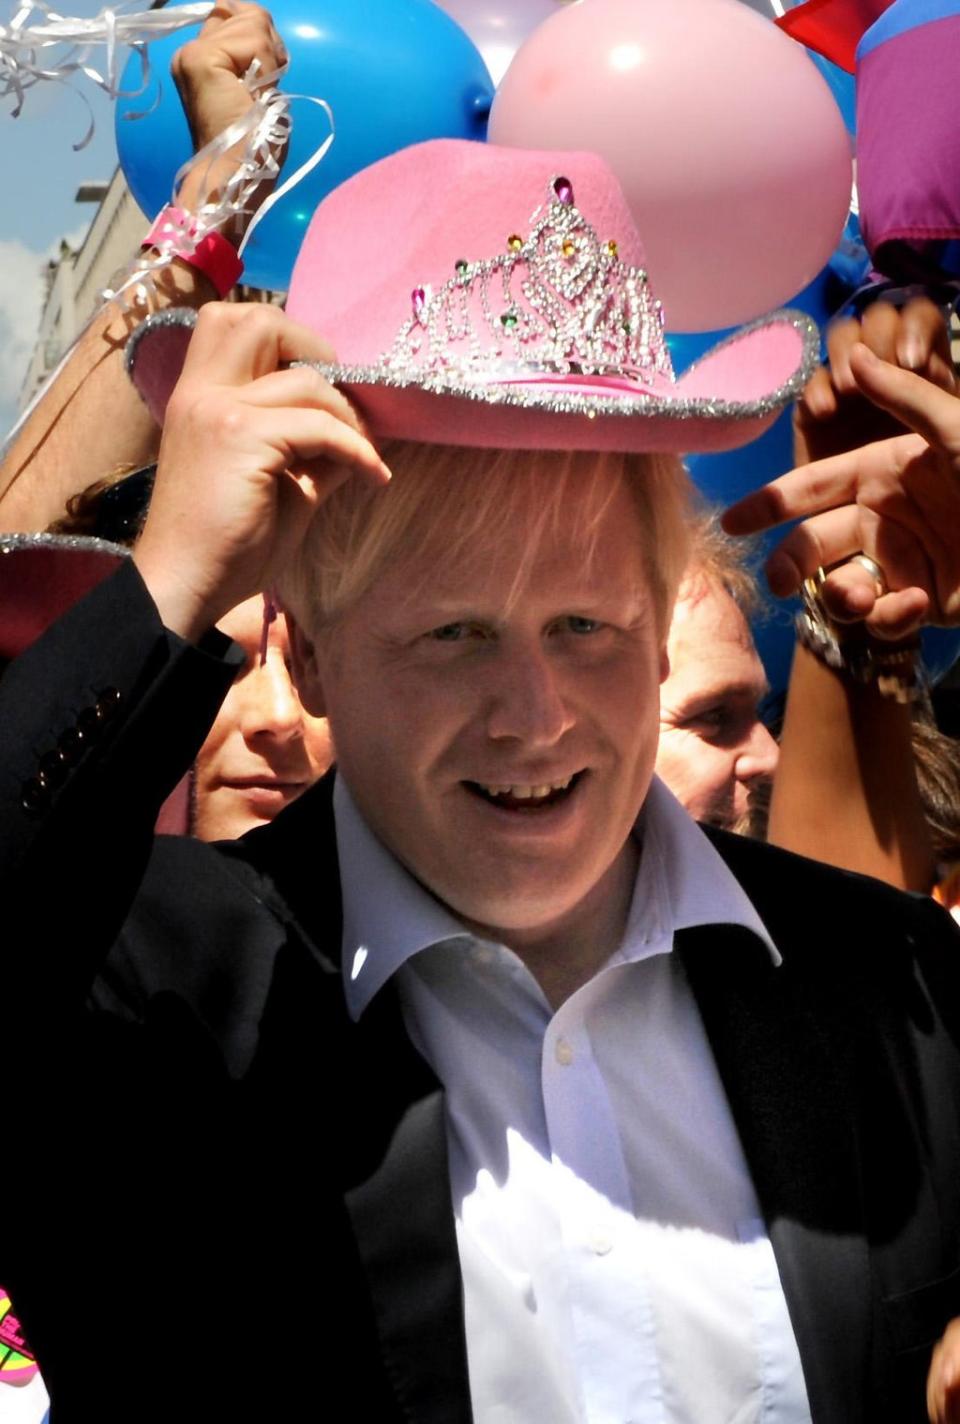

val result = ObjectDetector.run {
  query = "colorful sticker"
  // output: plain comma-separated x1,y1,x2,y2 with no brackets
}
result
0,1288,39,1386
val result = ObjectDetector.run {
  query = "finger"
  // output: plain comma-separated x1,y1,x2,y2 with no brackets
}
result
179,305,336,385
796,365,839,423
763,496,935,601
849,344,960,454
257,405,392,487
722,430,928,535
825,315,864,395
896,296,953,377
239,367,365,435
819,561,881,621
859,300,901,368
764,505,862,596
864,586,930,641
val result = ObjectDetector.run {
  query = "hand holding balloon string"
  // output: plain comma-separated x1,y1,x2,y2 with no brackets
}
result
107,1,336,310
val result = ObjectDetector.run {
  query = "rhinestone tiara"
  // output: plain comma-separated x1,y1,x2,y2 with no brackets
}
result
380,175,675,390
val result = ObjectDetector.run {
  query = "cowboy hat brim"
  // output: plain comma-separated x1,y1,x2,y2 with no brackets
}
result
127,306,818,455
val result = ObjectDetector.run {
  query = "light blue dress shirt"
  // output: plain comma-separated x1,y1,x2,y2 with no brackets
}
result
336,775,813,1424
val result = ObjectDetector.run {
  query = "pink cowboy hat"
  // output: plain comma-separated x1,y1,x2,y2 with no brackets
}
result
127,139,819,453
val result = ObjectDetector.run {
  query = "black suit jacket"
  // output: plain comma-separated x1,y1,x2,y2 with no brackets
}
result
3,562,960,1423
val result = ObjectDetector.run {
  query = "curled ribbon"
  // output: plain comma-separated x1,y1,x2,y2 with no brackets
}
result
103,57,336,308
0,39,335,462
1,0,213,147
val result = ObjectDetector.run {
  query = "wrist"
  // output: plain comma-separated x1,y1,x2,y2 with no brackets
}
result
141,208,244,301
132,546,220,645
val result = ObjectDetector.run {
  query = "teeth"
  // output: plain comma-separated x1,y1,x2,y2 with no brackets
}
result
479,776,574,800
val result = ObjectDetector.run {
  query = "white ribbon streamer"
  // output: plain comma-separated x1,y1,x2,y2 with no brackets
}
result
103,57,335,308
1,0,213,146
1,66,334,461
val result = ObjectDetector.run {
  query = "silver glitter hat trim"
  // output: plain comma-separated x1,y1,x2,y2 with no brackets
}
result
306,309,821,425
0,531,130,560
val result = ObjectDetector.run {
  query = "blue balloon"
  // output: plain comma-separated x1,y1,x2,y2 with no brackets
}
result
807,51,856,136
116,0,494,291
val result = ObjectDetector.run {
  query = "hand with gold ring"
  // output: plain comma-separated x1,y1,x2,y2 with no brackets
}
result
723,343,960,639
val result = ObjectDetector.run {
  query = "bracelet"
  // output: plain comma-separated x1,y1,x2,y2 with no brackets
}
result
141,207,244,299
796,564,922,703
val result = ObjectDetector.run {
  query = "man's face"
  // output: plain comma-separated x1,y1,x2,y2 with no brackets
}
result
655,575,778,830
304,477,667,940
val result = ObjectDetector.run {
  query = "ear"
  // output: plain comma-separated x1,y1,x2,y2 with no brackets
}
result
285,611,327,717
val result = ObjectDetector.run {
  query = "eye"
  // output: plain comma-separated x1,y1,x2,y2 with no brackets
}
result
428,622,471,642
562,616,602,635
682,705,730,734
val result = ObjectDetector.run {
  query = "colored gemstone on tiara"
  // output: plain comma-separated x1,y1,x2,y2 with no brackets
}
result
507,234,523,252
553,177,574,205
411,287,427,323
562,239,576,257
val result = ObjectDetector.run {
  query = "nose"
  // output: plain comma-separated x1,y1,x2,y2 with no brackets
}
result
241,650,304,745
485,644,574,747
734,719,779,786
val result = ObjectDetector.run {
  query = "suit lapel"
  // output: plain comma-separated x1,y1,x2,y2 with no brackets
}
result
678,920,871,1424
241,773,472,1424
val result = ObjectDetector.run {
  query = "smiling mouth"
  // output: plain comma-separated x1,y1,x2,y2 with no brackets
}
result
464,771,585,811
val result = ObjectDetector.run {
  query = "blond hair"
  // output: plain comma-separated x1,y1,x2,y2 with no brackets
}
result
280,441,693,640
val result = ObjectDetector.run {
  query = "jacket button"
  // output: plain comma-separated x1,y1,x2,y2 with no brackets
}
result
97,686,121,717
21,775,50,812
58,726,85,763
77,705,104,738
39,749,68,786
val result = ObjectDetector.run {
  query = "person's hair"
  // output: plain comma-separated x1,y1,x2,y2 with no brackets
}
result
280,440,693,640
913,697,960,863
678,506,762,617
45,464,155,546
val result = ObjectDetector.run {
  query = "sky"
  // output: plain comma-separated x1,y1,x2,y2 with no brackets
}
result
0,2,148,441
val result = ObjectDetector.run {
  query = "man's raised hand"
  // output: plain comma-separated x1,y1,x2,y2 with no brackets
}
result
724,343,960,641
133,304,391,642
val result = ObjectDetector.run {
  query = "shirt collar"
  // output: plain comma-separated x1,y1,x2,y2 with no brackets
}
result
335,774,780,1022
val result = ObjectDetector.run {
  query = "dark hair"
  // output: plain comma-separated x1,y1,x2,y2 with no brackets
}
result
46,465,155,546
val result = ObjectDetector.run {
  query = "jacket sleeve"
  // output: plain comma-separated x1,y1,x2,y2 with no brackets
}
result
0,558,243,1012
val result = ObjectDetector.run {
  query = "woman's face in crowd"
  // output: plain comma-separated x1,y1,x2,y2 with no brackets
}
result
193,596,333,842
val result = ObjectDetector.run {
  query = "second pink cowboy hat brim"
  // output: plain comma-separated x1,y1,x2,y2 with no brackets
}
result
127,139,820,454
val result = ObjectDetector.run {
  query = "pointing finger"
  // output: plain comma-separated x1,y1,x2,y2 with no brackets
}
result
849,344,960,454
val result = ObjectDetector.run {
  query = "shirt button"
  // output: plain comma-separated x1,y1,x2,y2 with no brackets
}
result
554,1037,574,1066
589,1233,613,1256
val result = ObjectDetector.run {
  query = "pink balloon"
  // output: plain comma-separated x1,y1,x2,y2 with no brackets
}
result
432,0,567,84
489,0,853,331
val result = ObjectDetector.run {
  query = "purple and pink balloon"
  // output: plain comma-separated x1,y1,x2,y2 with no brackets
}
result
489,0,853,332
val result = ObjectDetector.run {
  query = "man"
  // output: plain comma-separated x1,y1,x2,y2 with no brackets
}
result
4,142,960,1424
656,516,777,830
